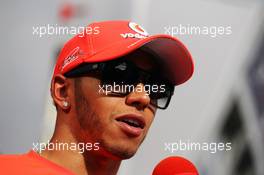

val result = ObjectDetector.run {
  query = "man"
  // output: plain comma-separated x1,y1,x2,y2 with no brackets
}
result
0,20,194,175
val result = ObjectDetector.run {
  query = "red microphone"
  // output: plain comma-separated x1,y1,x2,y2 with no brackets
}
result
152,156,199,175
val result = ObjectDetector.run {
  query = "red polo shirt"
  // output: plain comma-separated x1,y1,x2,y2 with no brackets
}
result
0,150,75,175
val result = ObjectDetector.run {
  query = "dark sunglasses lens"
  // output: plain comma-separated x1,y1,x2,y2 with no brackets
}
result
149,87,172,109
151,97,168,109
101,61,139,93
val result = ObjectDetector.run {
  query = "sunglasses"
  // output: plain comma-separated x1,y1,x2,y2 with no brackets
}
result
64,59,175,109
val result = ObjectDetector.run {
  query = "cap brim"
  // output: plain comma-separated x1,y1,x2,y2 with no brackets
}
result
84,34,194,86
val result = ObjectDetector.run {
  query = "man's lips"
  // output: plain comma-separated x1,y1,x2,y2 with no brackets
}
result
114,113,146,137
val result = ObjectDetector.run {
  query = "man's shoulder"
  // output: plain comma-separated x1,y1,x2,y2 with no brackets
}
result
0,152,26,164
0,150,74,175
0,152,30,173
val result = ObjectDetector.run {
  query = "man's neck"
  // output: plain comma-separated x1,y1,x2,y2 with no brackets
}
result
40,123,121,175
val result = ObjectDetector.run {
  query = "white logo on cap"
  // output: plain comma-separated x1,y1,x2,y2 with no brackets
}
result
128,22,149,36
62,46,80,70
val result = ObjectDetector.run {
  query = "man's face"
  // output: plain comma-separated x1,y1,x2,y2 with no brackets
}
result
71,50,157,159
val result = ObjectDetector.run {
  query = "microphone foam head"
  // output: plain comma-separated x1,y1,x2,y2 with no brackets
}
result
152,156,199,175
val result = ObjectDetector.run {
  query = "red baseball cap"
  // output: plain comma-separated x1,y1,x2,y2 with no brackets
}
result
53,20,194,85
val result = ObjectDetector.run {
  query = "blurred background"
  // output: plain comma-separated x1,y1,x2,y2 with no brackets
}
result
0,0,264,174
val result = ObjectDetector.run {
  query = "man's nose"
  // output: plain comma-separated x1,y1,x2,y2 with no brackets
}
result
125,83,151,110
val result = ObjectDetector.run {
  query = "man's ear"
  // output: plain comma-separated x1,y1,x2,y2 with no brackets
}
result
51,74,71,111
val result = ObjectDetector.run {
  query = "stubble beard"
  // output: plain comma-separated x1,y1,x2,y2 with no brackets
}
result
74,78,139,159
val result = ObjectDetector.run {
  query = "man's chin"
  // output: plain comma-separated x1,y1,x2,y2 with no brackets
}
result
97,137,143,160
99,141,139,160
107,145,138,159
